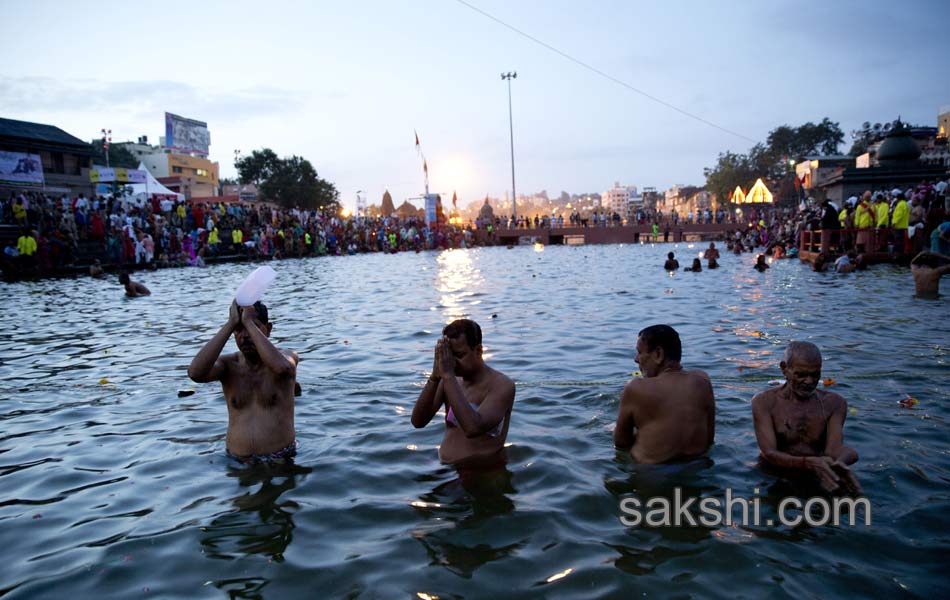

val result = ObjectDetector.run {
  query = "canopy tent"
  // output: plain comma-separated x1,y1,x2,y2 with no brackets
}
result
741,178,773,204
730,186,746,204
128,162,183,201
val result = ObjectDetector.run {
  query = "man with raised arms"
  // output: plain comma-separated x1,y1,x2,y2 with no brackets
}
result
752,341,861,494
412,319,515,466
614,325,715,463
188,301,299,462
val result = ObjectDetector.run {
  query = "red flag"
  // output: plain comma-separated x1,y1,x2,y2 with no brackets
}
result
423,160,428,173
414,131,420,154
452,191,457,209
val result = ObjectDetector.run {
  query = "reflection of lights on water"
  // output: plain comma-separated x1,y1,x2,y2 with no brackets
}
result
669,271,674,277
533,242,544,252
503,442,513,447
417,594,440,600
698,252,704,258
545,568,574,583
768,257,774,264
411,501,442,508
687,244,695,249
395,406,406,414
406,444,417,451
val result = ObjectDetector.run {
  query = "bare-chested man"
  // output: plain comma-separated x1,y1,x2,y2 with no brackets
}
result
704,242,720,269
188,301,299,461
752,341,861,494
614,325,715,463
411,319,515,467
119,272,150,297
910,251,950,299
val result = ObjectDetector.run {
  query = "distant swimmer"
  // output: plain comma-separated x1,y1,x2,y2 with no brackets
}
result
684,258,702,272
119,272,150,296
412,319,515,467
188,301,299,462
752,341,861,495
910,251,950,299
754,254,769,272
704,242,720,269
614,325,715,463
664,252,679,270
90,259,105,279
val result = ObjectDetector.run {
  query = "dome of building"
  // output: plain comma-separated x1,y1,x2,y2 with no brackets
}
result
876,119,921,166
478,197,495,221
380,190,395,216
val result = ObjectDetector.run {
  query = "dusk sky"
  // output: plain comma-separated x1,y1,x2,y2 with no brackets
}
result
3,0,948,210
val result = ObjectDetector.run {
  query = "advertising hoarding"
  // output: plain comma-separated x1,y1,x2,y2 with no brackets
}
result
164,112,210,156
0,151,44,187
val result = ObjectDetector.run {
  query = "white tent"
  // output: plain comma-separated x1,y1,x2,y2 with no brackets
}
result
129,162,184,202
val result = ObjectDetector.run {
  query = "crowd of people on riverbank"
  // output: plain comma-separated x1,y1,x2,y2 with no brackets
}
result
0,192,481,277
2,177,947,281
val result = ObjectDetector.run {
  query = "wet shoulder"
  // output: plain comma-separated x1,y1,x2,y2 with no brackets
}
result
818,389,847,411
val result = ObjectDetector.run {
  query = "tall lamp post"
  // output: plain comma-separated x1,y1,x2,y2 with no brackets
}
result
101,128,112,167
501,71,517,221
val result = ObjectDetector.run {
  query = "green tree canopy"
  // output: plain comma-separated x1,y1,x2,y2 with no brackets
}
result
236,148,338,210
89,139,140,169
704,118,844,205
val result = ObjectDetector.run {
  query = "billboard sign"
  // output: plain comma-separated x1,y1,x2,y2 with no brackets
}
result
165,112,210,156
89,167,147,183
0,151,44,187
424,193,444,226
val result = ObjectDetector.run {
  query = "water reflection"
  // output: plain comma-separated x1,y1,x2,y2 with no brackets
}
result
436,249,483,322
199,462,312,561
410,464,520,577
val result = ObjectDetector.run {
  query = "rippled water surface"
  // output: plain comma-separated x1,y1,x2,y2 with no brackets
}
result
1,244,948,598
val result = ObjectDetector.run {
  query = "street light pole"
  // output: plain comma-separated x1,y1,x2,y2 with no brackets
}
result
501,71,517,221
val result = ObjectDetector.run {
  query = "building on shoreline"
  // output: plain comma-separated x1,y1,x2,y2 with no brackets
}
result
0,117,94,197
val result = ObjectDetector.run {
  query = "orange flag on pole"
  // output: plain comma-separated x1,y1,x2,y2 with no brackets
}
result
452,191,457,209
414,131,420,155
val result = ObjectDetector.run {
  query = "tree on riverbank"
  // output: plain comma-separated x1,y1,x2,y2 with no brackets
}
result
236,148,339,210
704,118,844,206
89,139,139,168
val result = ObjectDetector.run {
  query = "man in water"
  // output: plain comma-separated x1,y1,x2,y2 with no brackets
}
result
412,319,515,466
754,254,770,272
119,272,150,297
664,252,679,270
614,325,715,463
704,242,720,269
910,251,950,299
188,301,299,462
752,341,861,494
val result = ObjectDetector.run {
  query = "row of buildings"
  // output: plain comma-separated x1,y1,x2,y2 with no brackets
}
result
0,115,221,201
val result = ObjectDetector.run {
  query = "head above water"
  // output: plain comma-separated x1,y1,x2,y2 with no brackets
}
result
118,272,130,285
667,252,675,259
442,319,482,349
781,341,823,399
234,301,271,357
637,324,682,366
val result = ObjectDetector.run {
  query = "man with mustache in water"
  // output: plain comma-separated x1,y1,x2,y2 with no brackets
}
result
412,319,515,467
614,325,715,463
752,341,862,495
188,301,299,463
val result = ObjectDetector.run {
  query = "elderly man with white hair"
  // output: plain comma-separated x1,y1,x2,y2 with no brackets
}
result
752,341,861,495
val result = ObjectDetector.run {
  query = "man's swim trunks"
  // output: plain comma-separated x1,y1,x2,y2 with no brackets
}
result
227,440,297,464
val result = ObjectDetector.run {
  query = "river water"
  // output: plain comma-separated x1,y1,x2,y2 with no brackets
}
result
1,244,947,598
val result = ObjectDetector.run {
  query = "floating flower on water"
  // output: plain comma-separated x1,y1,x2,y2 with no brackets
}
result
822,378,836,386
99,378,109,385
898,396,918,408
633,371,642,377
849,408,858,414
665,288,674,294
